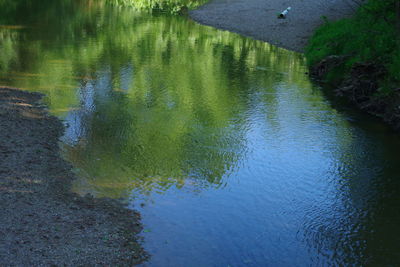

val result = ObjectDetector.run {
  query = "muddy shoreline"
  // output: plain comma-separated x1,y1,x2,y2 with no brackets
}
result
189,0,355,52
311,57,400,132
0,87,147,265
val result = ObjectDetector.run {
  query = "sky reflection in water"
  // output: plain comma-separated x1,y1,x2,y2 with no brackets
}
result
1,1,400,265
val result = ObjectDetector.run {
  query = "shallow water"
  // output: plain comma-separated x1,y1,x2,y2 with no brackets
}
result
1,1,400,266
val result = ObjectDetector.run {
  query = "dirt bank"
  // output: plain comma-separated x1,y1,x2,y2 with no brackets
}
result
0,87,147,265
190,0,356,52
311,56,400,131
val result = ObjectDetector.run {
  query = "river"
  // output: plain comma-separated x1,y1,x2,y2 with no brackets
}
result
1,1,400,266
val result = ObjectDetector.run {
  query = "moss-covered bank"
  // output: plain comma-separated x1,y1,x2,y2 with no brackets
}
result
306,0,400,130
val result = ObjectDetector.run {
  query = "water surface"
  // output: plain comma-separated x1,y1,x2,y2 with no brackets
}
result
1,1,400,266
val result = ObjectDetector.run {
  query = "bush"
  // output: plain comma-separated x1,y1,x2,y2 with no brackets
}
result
305,0,399,91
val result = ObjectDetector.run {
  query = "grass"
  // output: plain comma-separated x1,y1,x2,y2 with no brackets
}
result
305,0,399,93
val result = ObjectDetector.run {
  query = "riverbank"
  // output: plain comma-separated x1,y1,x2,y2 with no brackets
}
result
190,0,400,132
306,0,400,131
189,0,356,52
0,87,147,265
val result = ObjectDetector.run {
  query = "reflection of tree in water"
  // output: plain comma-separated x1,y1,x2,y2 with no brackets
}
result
63,48,251,198
0,0,311,198
66,86,247,198
110,0,209,14
301,129,400,265
4,0,400,263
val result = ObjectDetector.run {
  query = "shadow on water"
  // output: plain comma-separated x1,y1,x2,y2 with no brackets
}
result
2,0,400,265
300,79,400,265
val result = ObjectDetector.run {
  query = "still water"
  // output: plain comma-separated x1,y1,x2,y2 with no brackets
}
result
1,1,400,266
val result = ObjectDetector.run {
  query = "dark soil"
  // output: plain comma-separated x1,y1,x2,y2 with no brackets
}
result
0,87,148,266
311,56,400,131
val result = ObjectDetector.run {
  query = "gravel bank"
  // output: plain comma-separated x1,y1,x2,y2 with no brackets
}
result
0,87,147,265
190,0,356,52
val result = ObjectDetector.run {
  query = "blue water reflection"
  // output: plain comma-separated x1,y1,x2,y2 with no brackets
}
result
1,1,400,265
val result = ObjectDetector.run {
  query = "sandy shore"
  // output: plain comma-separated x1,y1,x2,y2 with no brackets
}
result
190,0,356,52
0,87,147,265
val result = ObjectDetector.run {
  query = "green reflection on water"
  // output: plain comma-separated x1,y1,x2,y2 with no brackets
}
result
4,2,400,266
0,1,315,198
110,0,209,14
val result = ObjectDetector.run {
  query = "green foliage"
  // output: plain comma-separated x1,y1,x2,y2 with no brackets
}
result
109,0,208,14
305,0,399,90
389,49,400,82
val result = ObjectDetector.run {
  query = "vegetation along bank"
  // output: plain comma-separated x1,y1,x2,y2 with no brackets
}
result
306,0,400,131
